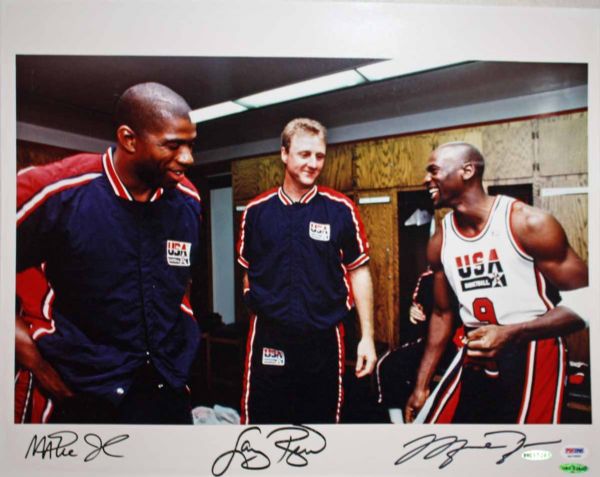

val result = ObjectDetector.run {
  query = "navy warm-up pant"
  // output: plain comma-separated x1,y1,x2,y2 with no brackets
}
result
241,316,345,424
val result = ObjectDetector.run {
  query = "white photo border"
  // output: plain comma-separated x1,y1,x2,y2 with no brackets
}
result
1,1,599,476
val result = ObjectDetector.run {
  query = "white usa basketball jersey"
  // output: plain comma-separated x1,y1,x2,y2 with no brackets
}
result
441,195,554,327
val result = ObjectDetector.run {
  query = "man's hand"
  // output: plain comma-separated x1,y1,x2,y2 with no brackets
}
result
16,316,74,401
404,388,430,423
32,360,75,402
355,337,377,378
409,303,427,324
465,325,514,359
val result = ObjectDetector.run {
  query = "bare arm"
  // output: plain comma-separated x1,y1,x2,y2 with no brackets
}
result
405,228,455,422
467,203,587,357
16,316,74,401
348,264,377,378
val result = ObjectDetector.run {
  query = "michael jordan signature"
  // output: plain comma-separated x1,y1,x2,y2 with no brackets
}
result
395,430,561,469
25,430,130,462
211,425,326,476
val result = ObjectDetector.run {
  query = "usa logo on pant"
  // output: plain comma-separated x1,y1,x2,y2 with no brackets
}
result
166,240,192,267
262,347,285,366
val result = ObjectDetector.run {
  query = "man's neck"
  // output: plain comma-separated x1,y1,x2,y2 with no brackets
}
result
452,189,496,234
282,179,313,203
113,149,153,202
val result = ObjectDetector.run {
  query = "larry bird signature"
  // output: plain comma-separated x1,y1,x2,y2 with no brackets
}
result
211,425,327,476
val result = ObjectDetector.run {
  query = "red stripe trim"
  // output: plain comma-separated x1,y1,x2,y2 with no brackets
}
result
17,173,102,226
33,285,56,341
517,341,536,423
507,199,534,261
240,315,258,424
535,268,554,310
554,338,567,423
376,349,392,404
103,150,133,200
429,367,463,423
318,187,369,255
236,189,279,268
278,187,293,205
524,339,560,423
299,186,318,204
412,268,434,303
176,182,201,202
14,370,32,423
335,322,346,423
346,253,370,271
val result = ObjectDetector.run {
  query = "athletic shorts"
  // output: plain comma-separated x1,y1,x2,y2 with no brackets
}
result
241,316,345,424
416,336,567,424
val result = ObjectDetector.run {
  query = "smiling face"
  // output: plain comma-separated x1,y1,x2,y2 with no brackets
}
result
281,130,326,192
424,145,468,208
133,113,197,189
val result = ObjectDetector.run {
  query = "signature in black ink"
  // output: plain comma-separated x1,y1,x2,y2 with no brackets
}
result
211,427,271,476
268,426,326,467
83,433,130,462
25,431,79,460
25,430,129,463
395,430,561,469
211,425,327,476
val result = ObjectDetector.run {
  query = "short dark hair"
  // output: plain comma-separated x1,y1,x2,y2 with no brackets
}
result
114,82,191,135
438,141,485,179
281,118,327,151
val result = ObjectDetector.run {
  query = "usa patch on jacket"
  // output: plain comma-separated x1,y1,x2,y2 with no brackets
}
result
262,347,285,366
309,221,330,241
166,240,192,266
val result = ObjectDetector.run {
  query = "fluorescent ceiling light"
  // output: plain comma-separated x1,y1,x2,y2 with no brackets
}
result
189,101,247,123
237,70,366,108
357,58,464,81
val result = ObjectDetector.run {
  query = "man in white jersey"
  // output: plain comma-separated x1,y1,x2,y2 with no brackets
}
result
404,142,588,424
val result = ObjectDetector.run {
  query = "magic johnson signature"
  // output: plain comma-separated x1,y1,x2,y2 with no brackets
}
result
211,425,327,476
395,430,561,469
25,430,129,462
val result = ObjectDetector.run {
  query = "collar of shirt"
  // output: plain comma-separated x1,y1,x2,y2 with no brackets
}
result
278,185,318,206
102,147,164,202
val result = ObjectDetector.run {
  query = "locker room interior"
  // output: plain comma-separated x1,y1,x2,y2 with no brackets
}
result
16,57,590,423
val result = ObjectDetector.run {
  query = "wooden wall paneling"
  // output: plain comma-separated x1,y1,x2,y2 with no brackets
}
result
537,174,589,364
538,174,588,263
430,127,483,152
481,119,535,179
356,190,397,346
538,111,587,176
354,134,433,190
257,154,284,193
232,158,260,201
354,138,400,190
318,142,353,192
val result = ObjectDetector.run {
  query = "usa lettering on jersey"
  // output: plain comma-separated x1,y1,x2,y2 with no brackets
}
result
309,221,331,242
166,240,192,267
262,347,285,366
455,248,507,292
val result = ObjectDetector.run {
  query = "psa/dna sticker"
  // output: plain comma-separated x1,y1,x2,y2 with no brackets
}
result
560,463,588,474
166,240,192,266
309,222,330,242
563,447,588,459
522,449,552,461
262,348,285,366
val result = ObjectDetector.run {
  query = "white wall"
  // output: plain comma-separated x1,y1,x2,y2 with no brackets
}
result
209,187,235,325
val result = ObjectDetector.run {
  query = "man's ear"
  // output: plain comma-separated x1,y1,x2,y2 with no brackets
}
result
281,146,288,165
117,125,137,154
461,161,476,181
